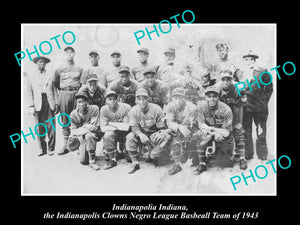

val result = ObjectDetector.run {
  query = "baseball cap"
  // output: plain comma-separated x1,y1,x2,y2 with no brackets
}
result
86,74,99,82
75,91,88,100
118,65,130,74
143,67,156,76
89,50,99,56
219,70,233,79
105,90,118,98
172,87,185,97
137,47,149,54
64,46,75,52
110,50,121,57
164,47,175,54
204,85,220,95
135,88,149,97
243,50,259,59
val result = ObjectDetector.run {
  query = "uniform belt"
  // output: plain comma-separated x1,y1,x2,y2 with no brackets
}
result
60,87,80,91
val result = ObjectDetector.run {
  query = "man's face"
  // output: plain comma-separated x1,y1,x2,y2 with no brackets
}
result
120,72,130,84
65,49,75,61
164,52,175,64
144,73,156,87
89,53,99,66
136,95,149,110
111,54,121,67
77,98,88,111
217,47,228,61
220,76,232,90
243,57,256,69
138,52,148,64
205,92,218,108
172,95,185,108
87,80,97,93
106,96,118,108
36,58,46,71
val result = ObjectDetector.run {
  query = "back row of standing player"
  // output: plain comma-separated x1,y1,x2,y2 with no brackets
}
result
27,43,273,175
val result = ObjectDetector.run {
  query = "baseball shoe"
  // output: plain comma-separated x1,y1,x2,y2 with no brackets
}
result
103,160,117,170
168,164,182,175
193,164,206,175
128,163,140,174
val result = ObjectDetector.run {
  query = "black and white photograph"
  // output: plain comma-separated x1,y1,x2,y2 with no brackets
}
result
20,23,276,195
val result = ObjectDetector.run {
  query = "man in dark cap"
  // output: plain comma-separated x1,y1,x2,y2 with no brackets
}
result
126,88,170,174
213,43,241,82
27,56,58,156
218,70,247,169
241,50,273,160
137,67,169,109
156,47,180,83
131,47,158,83
78,73,106,109
109,65,139,107
165,88,198,175
69,92,101,170
81,50,109,87
194,85,234,175
104,50,122,88
53,46,83,155
100,90,131,169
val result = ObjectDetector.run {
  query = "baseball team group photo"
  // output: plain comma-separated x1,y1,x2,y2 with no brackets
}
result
21,24,276,195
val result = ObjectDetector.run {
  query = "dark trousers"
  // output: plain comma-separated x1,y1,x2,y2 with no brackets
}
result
34,93,55,153
58,90,77,145
243,110,268,159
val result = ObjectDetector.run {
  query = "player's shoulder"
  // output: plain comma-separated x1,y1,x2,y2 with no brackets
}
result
196,100,207,109
218,101,232,112
129,78,139,86
89,104,99,112
119,102,132,110
70,108,78,119
186,101,198,110
149,102,163,112
100,104,109,113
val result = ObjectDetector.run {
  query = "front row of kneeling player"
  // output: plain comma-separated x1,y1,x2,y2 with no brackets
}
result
68,84,244,175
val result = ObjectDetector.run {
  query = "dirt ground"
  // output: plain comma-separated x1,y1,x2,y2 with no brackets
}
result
22,108,276,195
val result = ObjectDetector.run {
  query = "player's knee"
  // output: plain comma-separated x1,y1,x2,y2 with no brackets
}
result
125,132,137,151
85,132,96,141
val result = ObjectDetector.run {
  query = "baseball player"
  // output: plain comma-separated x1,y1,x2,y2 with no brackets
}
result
156,47,180,83
125,88,171,174
109,65,139,107
53,46,83,155
131,47,158,83
78,74,106,109
27,56,58,156
194,85,234,175
165,88,198,175
100,90,131,170
241,50,273,160
137,67,169,109
80,50,109,87
103,50,122,88
218,70,247,169
69,92,101,170
212,43,241,82
170,64,202,105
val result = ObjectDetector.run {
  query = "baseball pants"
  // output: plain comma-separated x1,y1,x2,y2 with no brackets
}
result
58,90,77,146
